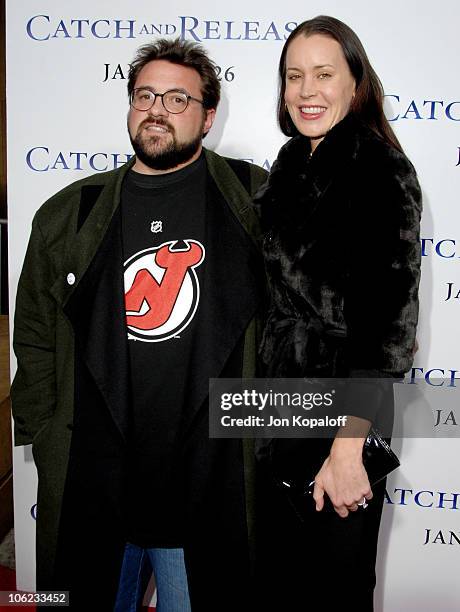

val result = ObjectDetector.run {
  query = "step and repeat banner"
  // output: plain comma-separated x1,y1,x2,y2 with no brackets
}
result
6,1,460,609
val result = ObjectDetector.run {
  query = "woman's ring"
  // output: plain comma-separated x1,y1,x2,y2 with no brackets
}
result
357,497,369,509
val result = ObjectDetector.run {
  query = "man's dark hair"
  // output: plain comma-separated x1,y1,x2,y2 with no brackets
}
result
277,15,403,152
128,38,220,110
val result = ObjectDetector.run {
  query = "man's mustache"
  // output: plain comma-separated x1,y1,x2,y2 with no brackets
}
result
139,118,174,134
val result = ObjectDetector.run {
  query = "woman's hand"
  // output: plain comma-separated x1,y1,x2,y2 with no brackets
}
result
312,416,373,518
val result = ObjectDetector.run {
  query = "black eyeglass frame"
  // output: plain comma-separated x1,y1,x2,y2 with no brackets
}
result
130,88,205,114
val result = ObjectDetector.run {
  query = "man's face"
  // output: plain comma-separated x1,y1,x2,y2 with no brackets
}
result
128,60,215,174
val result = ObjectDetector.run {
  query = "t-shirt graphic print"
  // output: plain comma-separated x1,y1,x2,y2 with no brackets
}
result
124,239,205,342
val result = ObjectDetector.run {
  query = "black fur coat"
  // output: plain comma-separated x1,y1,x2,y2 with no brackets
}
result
254,114,422,422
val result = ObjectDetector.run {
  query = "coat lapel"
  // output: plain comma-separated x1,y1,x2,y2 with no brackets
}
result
49,158,135,307
179,151,265,434
61,160,135,441
205,149,263,247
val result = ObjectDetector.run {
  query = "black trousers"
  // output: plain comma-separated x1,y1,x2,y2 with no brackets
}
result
255,461,386,612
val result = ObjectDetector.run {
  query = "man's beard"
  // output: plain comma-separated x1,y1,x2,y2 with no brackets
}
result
130,118,203,171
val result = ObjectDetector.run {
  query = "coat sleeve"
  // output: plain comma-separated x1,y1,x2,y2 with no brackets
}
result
343,144,422,423
11,215,57,445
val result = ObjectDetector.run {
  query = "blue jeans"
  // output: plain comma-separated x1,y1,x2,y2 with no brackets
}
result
114,543,192,612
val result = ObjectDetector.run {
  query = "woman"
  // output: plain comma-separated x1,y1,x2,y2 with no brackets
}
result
254,16,421,611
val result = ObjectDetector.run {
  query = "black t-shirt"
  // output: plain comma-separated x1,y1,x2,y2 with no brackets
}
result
121,154,207,546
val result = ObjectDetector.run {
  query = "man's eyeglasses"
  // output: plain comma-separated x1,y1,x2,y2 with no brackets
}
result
130,88,204,114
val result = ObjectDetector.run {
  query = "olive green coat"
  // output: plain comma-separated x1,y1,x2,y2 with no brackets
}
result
11,150,267,606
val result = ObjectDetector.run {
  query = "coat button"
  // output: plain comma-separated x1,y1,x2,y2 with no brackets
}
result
66,273,76,285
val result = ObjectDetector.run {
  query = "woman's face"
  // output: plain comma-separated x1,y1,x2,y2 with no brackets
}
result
284,34,356,151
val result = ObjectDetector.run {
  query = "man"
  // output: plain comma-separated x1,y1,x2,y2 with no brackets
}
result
11,38,267,610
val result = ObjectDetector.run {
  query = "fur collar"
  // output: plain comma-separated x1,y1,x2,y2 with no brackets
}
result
254,113,377,229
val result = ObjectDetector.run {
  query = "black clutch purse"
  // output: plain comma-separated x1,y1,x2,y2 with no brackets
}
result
272,428,399,520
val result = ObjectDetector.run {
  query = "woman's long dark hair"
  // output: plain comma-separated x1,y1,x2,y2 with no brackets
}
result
277,15,403,152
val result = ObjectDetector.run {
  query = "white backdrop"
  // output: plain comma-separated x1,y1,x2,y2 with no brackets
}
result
6,1,460,609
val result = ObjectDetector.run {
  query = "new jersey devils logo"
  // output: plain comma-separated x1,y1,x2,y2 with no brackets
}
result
124,240,205,342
